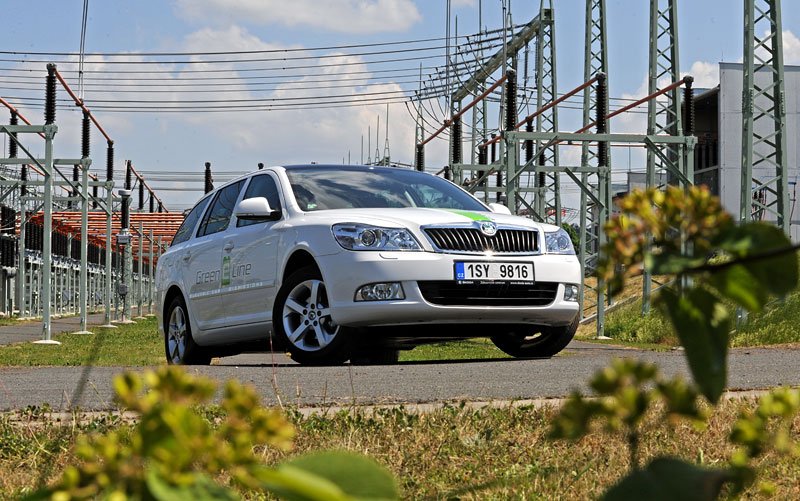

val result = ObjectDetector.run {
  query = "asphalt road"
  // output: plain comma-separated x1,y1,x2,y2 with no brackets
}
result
1,341,799,411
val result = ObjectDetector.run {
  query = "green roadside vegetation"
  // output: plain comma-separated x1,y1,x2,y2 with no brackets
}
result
0,288,799,366
2,398,798,499
0,316,512,366
576,287,800,348
0,317,163,366
400,337,511,362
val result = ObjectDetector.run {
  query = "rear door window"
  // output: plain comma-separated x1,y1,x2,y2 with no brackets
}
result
171,196,211,246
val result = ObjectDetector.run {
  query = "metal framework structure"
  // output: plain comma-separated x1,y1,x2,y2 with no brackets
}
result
415,0,701,338
578,0,611,325
0,65,175,341
445,8,550,208
642,0,685,314
533,1,560,225
740,0,789,232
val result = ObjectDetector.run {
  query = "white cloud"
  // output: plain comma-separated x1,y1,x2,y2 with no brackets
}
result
452,0,477,7
784,30,800,65
171,27,420,173
174,0,422,34
685,61,718,89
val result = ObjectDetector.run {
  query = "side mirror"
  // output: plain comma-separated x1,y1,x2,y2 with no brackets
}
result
487,202,512,215
235,197,280,221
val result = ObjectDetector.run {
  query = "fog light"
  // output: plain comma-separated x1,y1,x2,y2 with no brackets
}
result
564,284,579,302
356,282,405,301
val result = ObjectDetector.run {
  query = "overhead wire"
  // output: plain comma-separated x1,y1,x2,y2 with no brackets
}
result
0,39,508,66
0,26,522,58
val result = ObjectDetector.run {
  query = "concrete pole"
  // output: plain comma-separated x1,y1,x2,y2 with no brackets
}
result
147,229,154,316
119,190,134,324
99,183,116,329
135,221,144,319
35,123,58,344
17,181,26,318
75,159,91,334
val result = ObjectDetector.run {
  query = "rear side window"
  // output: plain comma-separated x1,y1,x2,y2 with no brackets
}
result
237,174,282,227
197,180,244,237
171,197,211,246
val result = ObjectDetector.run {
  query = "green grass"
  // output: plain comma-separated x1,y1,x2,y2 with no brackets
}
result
577,299,678,347
400,338,510,362
0,317,163,367
581,288,800,350
3,287,798,368
732,291,800,347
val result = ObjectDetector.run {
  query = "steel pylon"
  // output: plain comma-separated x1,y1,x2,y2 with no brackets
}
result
740,0,789,233
533,1,560,225
642,0,684,314
579,0,611,335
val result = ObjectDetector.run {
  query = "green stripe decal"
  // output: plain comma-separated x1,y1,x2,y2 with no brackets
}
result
442,209,491,221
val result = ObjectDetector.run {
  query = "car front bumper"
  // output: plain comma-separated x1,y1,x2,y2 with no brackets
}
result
316,250,580,328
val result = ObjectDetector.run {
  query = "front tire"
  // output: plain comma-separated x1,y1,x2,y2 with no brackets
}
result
490,316,579,358
165,295,211,365
273,266,351,365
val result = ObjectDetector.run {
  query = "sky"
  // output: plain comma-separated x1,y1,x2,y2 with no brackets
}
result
2,0,799,212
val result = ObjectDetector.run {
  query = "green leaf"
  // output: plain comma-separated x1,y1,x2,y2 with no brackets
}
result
255,465,351,501
646,252,706,276
715,223,799,298
145,470,239,501
603,457,733,501
285,451,400,500
707,264,767,311
658,288,729,403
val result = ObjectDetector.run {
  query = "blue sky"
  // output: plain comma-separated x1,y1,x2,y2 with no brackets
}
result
2,0,799,211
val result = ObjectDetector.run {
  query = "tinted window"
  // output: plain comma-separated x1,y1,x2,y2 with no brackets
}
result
237,174,282,228
285,166,486,212
197,180,244,237
171,196,211,246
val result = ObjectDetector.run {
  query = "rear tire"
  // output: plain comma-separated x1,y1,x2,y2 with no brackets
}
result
273,266,352,365
165,295,212,365
490,316,579,358
350,347,400,365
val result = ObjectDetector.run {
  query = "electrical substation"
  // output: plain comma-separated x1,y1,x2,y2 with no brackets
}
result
0,0,795,341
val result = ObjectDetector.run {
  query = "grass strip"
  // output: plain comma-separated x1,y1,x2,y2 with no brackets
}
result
0,317,163,367
2,398,798,499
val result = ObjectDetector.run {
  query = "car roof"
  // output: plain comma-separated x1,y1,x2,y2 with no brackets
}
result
281,164,411,172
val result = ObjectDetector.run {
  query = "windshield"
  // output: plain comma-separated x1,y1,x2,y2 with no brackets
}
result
285,166,488,212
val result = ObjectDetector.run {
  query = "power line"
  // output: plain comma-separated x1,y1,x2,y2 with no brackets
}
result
0,26,521,58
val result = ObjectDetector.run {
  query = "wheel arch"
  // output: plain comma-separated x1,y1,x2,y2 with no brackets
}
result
281,248,321,284
163,285,187,330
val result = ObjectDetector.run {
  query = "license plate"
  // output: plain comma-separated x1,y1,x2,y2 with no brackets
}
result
454,262,534,282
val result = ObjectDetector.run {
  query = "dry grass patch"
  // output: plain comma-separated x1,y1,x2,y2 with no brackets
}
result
3,398,799,499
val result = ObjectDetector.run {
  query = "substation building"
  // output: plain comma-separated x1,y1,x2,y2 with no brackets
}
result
691,62,800,240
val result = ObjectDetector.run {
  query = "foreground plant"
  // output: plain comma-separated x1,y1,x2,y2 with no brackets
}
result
552,186,800,499
26,366,398,500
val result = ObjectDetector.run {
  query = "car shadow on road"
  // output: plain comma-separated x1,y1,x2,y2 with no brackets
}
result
212,353,552,367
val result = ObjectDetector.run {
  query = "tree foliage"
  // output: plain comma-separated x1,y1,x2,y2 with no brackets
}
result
27,366,399,500
553,186,800,499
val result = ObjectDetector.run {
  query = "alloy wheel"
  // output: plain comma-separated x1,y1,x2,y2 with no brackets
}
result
167,305,188,363
282,279,339,351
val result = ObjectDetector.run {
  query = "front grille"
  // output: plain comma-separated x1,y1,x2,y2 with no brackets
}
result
418,280,558,306
424,227,538,254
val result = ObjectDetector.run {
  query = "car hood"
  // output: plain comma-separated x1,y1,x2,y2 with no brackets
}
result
299,207,558,232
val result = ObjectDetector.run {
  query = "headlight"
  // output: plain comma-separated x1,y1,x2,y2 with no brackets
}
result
544,228,575,255
332,223,421,251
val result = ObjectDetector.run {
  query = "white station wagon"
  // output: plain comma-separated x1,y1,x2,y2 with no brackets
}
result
155,165,581,365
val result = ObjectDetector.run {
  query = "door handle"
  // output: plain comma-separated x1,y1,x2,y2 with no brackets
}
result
182,252,191,262
223,242,234,252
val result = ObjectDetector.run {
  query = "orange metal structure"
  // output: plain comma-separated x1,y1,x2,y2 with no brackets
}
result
25,211,184,264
